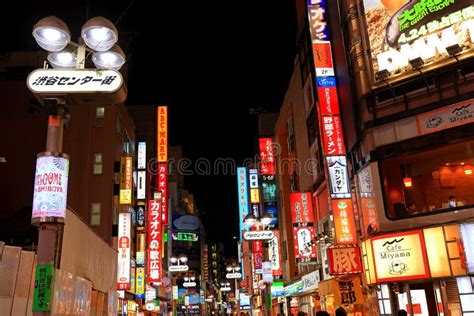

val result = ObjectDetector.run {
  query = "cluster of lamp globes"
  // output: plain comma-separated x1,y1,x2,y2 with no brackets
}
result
169,254,189,272
243,212,273,227
32,16,126,70
220,282,231,292
226,265,242,279
183,276,197,288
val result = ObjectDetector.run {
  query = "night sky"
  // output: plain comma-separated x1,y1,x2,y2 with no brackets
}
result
2,0,297,254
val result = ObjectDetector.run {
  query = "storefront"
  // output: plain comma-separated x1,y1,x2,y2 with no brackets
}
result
318,276,364,315
284,280,303,316
298,270,321,315
361,225,472,315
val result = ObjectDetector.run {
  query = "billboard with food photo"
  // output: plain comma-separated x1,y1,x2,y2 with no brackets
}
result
364,0,474,77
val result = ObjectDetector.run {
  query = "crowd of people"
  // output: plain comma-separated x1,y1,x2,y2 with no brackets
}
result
296,307,408,315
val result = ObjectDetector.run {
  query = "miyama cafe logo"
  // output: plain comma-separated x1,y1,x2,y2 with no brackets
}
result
381,238,410,276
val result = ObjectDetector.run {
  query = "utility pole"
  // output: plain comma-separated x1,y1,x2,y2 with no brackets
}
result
32,98,69,316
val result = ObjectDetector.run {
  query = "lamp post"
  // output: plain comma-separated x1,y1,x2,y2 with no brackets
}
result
226,263,241,315
169,254,189,316
243,212,273,316
29,15,126,316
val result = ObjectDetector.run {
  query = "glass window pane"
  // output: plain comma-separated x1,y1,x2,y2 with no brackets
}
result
383,300,391,314
458,277,473,294
96,107,105,118
94,153,102,163
381,284,390,299
93,164,102,174
91,213,101,226
91,203,101,226
461,294,474,311
378,300,385,313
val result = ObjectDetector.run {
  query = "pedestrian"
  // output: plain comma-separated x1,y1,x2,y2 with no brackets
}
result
398,309,408,316
316,311,330,316
335,307,347,316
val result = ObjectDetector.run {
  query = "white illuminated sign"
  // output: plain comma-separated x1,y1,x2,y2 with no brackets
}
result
137,142,147,169
137,170,146,200
327,156,350,197
220,287,231,292
169,265,189,272
226,273,242,279
243,230,274,241
117,213,131,289
183,282,197,287
27,69,123,93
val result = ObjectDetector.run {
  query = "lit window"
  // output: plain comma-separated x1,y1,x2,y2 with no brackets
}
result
91,203,101,226
381,141,474,219
93,153,102,174
95,107,105,127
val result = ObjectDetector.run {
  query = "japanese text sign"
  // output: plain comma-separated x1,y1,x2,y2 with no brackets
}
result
328,246,362,275
290,192,315,225
119,156,133,204
293,226,317,261
259,138,276,175
322,115,345,156
327,156,350,197
332,199,357,244
27,69,123,93
307,0,331,42
158,163,168,224
237,167,250,236
147,199,162,282
317,77,340,115
117,212,131,290
269,230,283,276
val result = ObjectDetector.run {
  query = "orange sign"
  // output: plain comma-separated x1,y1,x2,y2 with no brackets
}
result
119,156,133,204
332,199,357,244
157,106,168,162
361,197,379,234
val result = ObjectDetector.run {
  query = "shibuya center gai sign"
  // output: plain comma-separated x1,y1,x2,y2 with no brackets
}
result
363,1,474,76
243,230,275,241
27,69,123,93
32,154,69,220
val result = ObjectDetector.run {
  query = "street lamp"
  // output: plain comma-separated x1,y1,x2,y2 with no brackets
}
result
29,15,127,316
32,16,125,70
226,263,241,315
243,212,273,229
169,254,188,315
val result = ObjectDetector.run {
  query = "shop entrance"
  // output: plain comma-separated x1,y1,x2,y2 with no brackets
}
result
398,282,442,316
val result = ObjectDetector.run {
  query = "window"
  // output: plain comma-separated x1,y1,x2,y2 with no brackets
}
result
287,116,295,153
290,172,299,192
457,276,474,312
381,140,474,219
376,284,392,315
306,107,318,147
91,203,101,226
95,107,104,127
116,115,122,135
93,153,102,174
